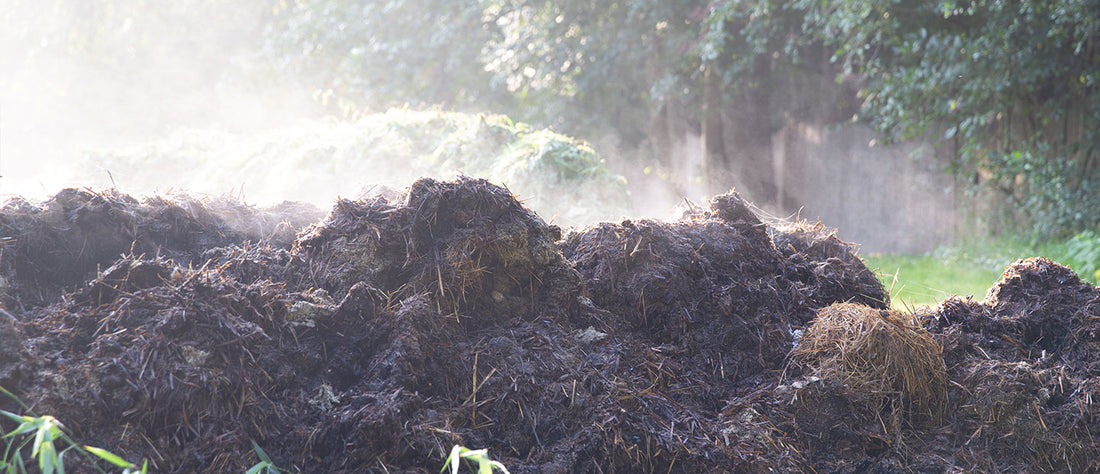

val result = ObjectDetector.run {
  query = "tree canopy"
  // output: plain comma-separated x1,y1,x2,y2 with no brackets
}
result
799,0,1100,234
6,0,1098,235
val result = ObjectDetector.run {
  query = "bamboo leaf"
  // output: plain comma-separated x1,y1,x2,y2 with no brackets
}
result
85,445,135,468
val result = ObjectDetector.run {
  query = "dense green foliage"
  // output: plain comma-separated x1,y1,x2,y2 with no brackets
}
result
1061,230,1100,282
262,0,709,144
261,0,1100,235
6,0,1098,235
263,0,498,114
799,0,1100,235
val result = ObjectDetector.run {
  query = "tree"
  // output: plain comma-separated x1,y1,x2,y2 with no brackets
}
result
478,0,705,144
798,0,1100,235
263,0,500,115
261,1,828,202
695,0,800,201
489,0,821,201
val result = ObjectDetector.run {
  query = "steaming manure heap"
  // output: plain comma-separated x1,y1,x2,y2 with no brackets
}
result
0,177,1097,472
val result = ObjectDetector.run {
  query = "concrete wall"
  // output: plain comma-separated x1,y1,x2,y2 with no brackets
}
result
770,121,957,254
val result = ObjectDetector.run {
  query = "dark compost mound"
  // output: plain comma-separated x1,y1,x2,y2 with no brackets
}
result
0,178,1095,473
294,176,580,325
0,189,322,309
920,257,1100,472
770,220,889,310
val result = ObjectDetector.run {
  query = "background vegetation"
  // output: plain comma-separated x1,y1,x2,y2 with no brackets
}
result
79,110,632,225
6,0,1098,235
3,0,1098,279
252,0,1098,237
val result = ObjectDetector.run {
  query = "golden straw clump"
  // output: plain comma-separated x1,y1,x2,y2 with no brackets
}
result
791,302,947,426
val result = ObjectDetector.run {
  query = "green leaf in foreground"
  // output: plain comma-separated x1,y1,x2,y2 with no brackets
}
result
245,441,281,474
441,445,510,474
84,446,135,469
1,386,147,474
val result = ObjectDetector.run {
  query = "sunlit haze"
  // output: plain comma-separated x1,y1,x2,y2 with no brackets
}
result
1,0,959,252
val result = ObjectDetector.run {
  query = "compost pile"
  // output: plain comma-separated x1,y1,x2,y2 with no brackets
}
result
0,178,1096,473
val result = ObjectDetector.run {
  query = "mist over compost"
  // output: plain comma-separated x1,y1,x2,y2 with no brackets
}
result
71,110,634,227
0,177,1096,473
2,0,971,255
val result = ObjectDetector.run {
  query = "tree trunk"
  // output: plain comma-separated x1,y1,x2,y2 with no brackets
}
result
703,66,728,196
742,53,776,204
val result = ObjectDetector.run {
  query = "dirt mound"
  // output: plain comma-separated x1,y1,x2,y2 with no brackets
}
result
19,255,301,471
1,180,1094,472
295,176,581,325
0,189,322,309
771,220,889,309
919,257,1100,471
767,258,1099,472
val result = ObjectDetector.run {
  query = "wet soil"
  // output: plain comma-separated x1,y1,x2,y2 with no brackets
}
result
0,178,1095,473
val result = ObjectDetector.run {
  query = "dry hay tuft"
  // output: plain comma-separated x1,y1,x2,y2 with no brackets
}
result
791,302,946,426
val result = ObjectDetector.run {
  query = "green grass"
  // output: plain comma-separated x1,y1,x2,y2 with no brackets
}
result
864,253,1001,308
862,233,1100,309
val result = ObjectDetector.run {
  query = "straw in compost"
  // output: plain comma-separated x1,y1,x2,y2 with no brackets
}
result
791,302,947,427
